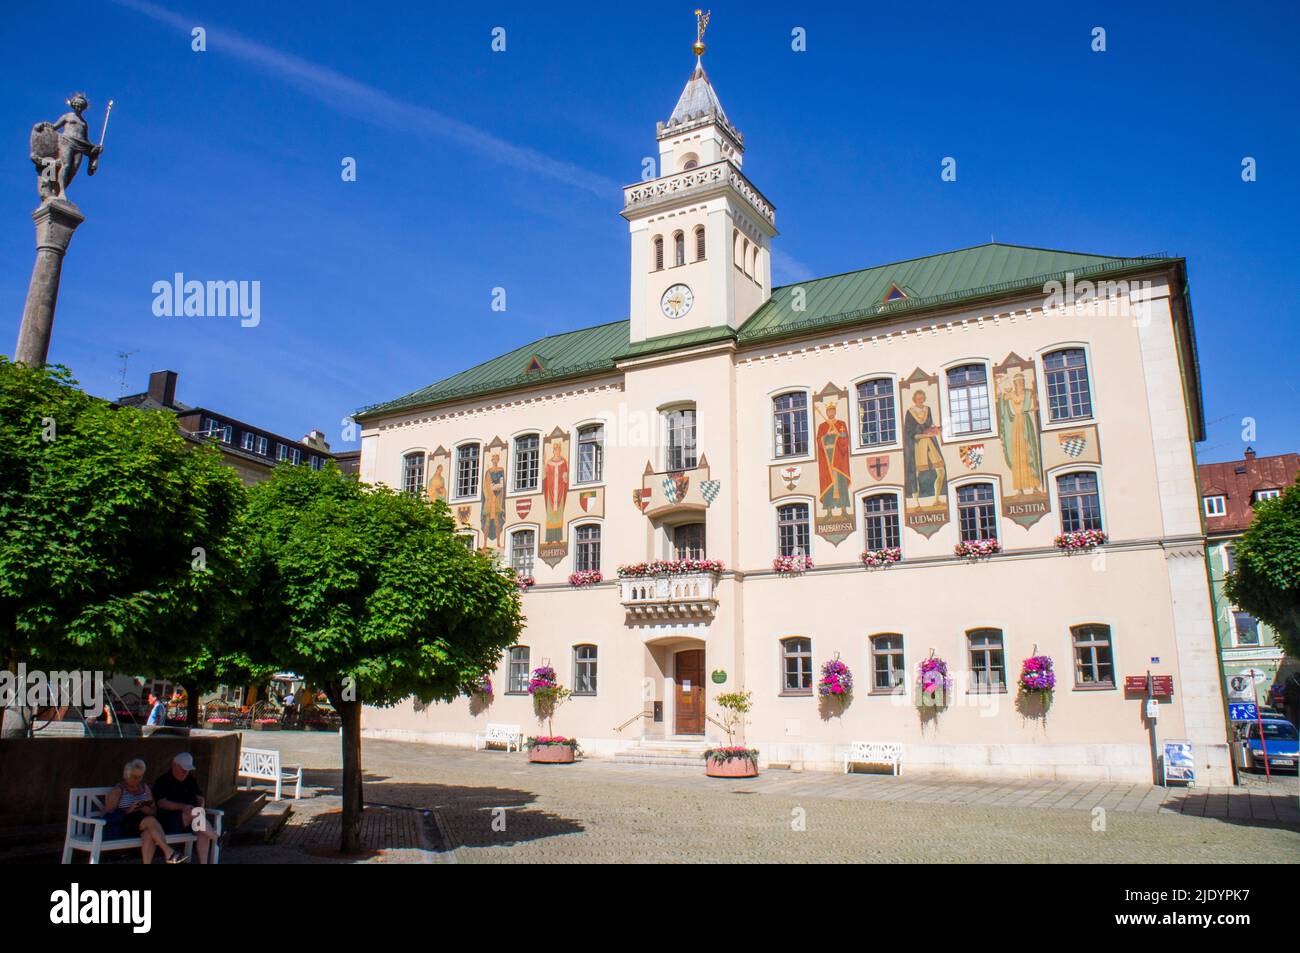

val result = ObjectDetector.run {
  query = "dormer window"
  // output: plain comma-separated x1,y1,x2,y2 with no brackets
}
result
884,284,907,303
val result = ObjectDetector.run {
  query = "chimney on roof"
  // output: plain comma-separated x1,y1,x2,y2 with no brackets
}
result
147,370,178,407
1244,446,1256,461
302,429,330,452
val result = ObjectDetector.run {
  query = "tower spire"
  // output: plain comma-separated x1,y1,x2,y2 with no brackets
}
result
693,8,710,59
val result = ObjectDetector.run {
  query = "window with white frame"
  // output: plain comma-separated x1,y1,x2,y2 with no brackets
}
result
577,424,604,483
871,634,905,692
455,444,480,498
573,644,597,695
402,452,425,495
1043,348,1093,422
574,524,601,573
220,425,232,444
957,482,998,542
862,493,901,550
780,637,813,694
507,646,530,693
1233,611,1260,646
255,436,268,456
513,434,540,492
276,444,290,462
856,378,897,447
665,408,697,471
946,364,991,435
291,448,301,465
776,502,811,557
1253,488,1281,504
968,629,1005,692
673,231,685,267
241,432,255,452
1071,624,1114,687
510,529,535,577
772,391,809,458
310,455,323,471
1203,495,1226,517
1057,471,1102,533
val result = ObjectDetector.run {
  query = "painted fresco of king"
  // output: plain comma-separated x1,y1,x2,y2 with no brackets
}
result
815,401,852,516
543,439,568,542
904,389,946,506
481,452,506,546
997,371,1043,495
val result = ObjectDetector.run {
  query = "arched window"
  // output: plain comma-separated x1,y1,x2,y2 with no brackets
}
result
573,644,598,695
402,451,425,496
1057,471,1102,533
507,646,530,694
653,235,664,271
1043,348,1093,422
870,634,905,692
673,231,685,267
665,406,697,470
742,238,751,276
695,226,706,261
513,433,540,492
967,629,1005,692
862,493,901,550
780,637,813,695
957,482,998,542
776,502,810,557
574,523,601,573
772,391,809,458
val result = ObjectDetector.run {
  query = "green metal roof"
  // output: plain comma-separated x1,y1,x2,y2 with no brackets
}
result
358,244,1180,418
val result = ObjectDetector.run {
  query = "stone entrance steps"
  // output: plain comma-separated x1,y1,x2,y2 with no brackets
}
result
614,738,710,767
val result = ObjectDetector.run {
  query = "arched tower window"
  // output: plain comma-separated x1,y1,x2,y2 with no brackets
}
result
673,231,685,267
695,226,706,261
653,235,664,271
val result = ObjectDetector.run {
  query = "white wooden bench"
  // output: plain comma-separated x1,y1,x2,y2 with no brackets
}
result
238,747,303,801
62,786,224,864
477,723,523,752
844,741,903,776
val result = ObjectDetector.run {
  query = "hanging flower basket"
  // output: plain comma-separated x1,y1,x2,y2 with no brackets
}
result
954,539,1001,559
1017,655,1056,705
1054,530,1107,552
860,547,902,568
818,658,854,702
515,575,536,590
470,674,493,700
917,657,952,709
773,554,814,575
568,570,603,587
526,736,580,763
617,559,726,577
703,746,760,778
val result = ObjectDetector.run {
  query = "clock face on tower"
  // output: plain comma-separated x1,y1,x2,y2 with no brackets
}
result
660,284,694,319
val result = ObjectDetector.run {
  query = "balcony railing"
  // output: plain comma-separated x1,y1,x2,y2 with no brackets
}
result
619,571,720,620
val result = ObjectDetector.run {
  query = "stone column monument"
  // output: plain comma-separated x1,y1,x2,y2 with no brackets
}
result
13,92,110,366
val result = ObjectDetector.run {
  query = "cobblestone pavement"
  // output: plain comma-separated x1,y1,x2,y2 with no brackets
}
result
223,732,1300,864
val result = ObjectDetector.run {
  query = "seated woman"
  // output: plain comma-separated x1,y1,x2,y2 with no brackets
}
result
103,759,186,864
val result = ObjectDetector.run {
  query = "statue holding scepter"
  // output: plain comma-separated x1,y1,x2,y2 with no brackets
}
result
30,92,111,204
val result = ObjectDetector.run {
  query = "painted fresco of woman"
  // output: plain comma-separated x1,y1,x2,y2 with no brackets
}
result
427,463,447,503
998,371,1043,495
903,389,946,506
481,452,506,547
815,401,852,516
543,439,568,543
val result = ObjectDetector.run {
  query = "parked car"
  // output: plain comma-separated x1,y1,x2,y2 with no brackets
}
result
1242,718,1299,773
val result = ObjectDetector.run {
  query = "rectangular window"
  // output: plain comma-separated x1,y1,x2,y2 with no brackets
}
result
291,448,301,465
947,364,991,435
577,425,604,483
957,483,997,542
1233,611,1260,646
781,637,812,694
573,645,598,695
575,524,601,573
1224,545,1236,573
255,436,268,456
673,522,706,560
871,634,905,692
856,378,897,447
276,444,289,462
1057,472,1102,533
513,434,540,492
510,529,535,576
968,629,1005,692
773,392,809,458
862,494,901,550
455,444,480,498
508,646,530,694
777,503,811,557
241,432,255,451
1044,348,1093,422
310,456,323,471
1072,625,1114,687
1253,488,1281,503
666,409,697,471
402,453,425,495
221,425,233,444
1203,495,1226,517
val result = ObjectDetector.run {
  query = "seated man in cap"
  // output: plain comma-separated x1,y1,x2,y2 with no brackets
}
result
154,752,218,863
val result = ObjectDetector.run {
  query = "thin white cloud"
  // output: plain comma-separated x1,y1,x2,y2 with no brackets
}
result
772,247,817,285
110,0,621,198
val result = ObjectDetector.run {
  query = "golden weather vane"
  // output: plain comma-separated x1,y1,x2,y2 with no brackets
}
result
693,9,711,56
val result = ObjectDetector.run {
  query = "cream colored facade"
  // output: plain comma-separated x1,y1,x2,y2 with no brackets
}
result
357,55,1230,783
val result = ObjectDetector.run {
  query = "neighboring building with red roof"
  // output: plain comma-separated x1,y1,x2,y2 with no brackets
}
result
1198,448,1299,712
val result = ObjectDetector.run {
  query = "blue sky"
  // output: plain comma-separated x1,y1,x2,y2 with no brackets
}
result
2,1,1296,462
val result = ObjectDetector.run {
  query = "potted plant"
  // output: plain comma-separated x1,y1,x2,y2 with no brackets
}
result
860,547,902,568
251,717,281,731
469,673,493,701
818,658,854,705
515,574,536,590
917,656,952,709
704,690,759,777
527,666,576,763
772,554,814,575
1017,655,1056,707
568,569,603,587
1054,529,1107,552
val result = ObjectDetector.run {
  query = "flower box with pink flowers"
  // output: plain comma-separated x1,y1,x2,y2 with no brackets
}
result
860,547,902,568
772,554,814,575
954,539,1001,559
568,570,603,587
1054,529,1107,552
617,559,725,577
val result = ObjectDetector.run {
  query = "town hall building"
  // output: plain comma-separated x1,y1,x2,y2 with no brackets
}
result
355,32,1231,783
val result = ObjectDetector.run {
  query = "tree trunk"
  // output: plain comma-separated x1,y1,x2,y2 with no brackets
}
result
335,697,363,854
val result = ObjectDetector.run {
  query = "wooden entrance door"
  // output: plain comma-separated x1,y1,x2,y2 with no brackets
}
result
674,649,705,735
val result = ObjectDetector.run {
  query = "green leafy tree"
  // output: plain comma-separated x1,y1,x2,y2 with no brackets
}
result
239,463,523,853
1225,480,1300,658
0,360,245,735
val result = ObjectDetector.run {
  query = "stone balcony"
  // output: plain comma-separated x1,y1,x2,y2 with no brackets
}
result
619,572,721,621
621,159,776,228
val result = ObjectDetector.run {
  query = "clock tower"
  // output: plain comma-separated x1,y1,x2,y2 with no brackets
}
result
622,13,777,344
